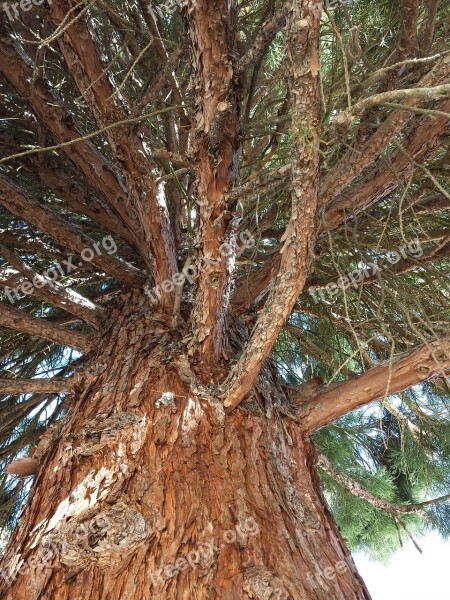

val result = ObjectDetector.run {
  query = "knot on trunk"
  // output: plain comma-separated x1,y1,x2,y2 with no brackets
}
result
76,412,145,457
53,502,149,569
286,487,321,531
243,566,287,599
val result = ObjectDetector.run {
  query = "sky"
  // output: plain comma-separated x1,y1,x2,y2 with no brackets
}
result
354,533,449,600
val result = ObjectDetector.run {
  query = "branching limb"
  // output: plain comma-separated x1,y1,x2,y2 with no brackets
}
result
186,0,240,364
0,37,139,239
237,4,288,74
0,303,94,353
297,336,450,433
334,84,450,128
0,379,72,395
317,451,450,516
224,0,322,409
0,177,145,286
0,243,103,328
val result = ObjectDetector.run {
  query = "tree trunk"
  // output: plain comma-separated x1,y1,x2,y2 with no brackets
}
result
0,295,371,599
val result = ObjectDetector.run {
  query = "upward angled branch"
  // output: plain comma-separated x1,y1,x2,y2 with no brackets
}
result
48,0,178,297
231,96,450,314
0,243,103,328
0,302,94,353
0,177,144,286
237,3,289,74
320,52,450,208
334,84,450,127
321,98,450,232
186,0,240,364
297,336,450,434
224,0,322,409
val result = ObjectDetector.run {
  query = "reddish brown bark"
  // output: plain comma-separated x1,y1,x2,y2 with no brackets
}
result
0,178,144,286
0,302,94,354
298,336,450,434
0,38,138,241
224,0,322,408
0,297,371,599
48,0,178,291
186,0,240,364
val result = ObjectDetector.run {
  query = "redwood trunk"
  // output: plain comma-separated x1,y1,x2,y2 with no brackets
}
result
0,297,370,599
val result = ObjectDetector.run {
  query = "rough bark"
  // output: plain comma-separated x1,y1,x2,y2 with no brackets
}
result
298,336,450,434
0,297,371,600
224,0,322,407
186,0,240,364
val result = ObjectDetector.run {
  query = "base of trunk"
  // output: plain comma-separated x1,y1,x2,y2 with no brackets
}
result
0,301,371,599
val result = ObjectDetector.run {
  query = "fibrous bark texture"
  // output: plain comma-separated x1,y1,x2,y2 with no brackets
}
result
0,295,370,599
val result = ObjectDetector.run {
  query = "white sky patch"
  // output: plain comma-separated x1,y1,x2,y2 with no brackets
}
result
355,533,449,600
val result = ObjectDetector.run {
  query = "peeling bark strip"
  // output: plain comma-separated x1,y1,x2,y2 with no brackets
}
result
224,0,322,408
298,336,450,433
0,379,71,395
185,0,240,363
0,302,93,353
0,298,371,599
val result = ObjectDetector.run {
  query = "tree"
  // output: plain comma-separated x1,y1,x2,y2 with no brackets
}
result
0,0,449,597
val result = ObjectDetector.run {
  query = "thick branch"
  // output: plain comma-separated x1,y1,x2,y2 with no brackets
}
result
48,0,177,294
0,243,103,328
0,302,94,353
297,337,450,433
0,177,144,286
224,1,322,408
334,84,450,127
0,37,139,240
0,379,72,395
186,0,240,363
